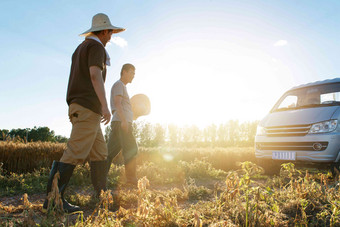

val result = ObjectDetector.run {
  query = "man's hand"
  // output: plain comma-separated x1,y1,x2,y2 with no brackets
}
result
121,120,129,133
101,105,111,125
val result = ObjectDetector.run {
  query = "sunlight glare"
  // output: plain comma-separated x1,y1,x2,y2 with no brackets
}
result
132,38,294,127
163,153,174,162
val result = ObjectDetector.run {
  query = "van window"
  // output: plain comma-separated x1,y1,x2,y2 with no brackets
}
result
321,92,340,103
273,82,340,111
278,95,297,109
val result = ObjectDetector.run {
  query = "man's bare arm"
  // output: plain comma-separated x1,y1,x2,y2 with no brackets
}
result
89,66,111,125
114,95,128,132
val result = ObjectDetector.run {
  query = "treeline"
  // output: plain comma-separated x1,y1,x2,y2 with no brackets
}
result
0,127,68,143
1,120,259,147
128,120,259,147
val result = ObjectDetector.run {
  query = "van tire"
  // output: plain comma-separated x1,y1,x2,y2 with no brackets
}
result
256,159,280,175
330,161,340,178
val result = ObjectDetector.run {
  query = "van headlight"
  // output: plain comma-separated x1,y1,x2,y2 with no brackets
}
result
256,125,266,136
309,120,338,134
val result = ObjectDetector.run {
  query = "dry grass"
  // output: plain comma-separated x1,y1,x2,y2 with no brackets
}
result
0,146,339,226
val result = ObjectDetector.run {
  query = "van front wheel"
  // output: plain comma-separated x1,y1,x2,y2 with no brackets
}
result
330,160,340,178
256,158,281,175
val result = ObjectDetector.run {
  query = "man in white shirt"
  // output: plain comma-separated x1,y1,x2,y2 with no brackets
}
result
106,63,138,185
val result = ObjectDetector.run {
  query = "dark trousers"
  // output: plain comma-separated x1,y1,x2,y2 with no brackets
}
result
107,121,138,170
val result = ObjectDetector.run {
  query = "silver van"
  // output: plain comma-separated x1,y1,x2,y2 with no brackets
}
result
255,78,340,175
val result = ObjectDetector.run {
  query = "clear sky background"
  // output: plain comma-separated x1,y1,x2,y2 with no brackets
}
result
1,0,340,137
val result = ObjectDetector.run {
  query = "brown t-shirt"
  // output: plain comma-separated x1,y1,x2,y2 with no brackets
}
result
66,39,107,115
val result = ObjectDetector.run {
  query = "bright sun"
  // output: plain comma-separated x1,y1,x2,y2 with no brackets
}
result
131,40,293,127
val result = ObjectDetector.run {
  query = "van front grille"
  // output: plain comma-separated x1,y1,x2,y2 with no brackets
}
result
265,124,311,137
256,142,328,151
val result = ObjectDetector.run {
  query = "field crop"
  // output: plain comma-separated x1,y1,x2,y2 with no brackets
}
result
0,141,256,174
0,145,339,226
0,141,64,173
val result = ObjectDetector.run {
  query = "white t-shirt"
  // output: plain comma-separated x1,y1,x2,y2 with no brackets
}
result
110,80,133,123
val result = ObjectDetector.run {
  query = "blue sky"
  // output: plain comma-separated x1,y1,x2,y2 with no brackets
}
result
1,0,340,137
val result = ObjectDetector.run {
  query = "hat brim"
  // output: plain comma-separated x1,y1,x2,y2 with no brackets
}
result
80,25,126,36
131,94,151,118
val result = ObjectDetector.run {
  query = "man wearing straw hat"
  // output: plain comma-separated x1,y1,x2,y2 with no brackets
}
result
42,13,125,213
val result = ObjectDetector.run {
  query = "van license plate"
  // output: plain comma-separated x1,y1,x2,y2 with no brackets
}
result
272,152,296,160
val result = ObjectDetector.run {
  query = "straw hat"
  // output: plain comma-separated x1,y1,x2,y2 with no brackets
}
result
80,13,125,36
131,94,151,120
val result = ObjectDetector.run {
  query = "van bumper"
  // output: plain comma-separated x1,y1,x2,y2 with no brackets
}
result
255,133,340,163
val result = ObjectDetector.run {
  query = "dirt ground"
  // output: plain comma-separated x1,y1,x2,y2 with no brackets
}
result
0,178,224,226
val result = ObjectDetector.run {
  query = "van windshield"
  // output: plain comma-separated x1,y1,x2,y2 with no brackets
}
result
273,82,340,112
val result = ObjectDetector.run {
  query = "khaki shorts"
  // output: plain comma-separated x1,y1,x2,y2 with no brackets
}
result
60,103,107,165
